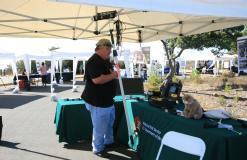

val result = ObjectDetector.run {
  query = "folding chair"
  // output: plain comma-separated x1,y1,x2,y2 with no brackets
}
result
156,131,206,160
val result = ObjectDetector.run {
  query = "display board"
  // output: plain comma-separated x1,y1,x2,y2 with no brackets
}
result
237,36,247,74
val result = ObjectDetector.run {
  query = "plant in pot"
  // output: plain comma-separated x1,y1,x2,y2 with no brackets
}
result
145,62,163,96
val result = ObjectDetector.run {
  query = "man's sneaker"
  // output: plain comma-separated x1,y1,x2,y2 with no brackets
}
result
93,150,110,158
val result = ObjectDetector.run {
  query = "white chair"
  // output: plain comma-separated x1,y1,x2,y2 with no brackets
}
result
156,131,206,160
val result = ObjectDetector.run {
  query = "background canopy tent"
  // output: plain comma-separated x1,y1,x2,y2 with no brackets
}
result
0,53,18,89
50,51,92,90
0,0,247,43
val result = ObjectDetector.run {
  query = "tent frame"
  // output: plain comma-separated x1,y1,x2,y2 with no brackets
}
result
1,8,242,42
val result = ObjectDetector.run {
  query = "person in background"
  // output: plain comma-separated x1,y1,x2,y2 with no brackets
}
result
40,62,47,87
81,39,118,158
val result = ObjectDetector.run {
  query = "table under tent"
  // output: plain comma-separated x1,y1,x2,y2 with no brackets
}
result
1,1,247,160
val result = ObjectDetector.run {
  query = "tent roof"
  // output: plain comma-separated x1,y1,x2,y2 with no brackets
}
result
0,0,247,43
0,53,15,59
180,49,237,61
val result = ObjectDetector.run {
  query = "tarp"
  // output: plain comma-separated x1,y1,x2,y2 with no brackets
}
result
0,0,247,43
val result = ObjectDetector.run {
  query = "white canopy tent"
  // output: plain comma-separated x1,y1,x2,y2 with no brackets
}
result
0,0,246,96
180,50,237,74
50,51,92,93
0,53,19,92
1,0,246,151
215,54,237,74
15,52,92,95
16,54,52,80
0,0,247,43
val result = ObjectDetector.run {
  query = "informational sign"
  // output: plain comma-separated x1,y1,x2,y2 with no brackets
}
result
142,47,150,64
133,50,145,64
237,36,247,73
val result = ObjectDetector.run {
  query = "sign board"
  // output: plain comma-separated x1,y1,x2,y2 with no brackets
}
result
142,47,150,64
133,50,145,64
237,36,247,74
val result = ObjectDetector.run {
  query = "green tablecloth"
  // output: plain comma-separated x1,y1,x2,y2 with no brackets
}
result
54,98,125,144
55,98,247,160
116,100,247,160
55,99,93,143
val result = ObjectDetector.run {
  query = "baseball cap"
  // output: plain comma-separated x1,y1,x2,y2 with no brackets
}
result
96,39,112,48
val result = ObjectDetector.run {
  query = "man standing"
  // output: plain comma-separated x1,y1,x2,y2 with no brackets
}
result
81,39,118,158
40,62,48,87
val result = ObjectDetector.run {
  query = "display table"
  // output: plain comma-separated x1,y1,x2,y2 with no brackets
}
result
55,98,247,160
54,98,125,144
55,72,73,83
116,101,247,160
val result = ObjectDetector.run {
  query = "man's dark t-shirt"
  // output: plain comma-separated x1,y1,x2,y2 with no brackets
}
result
81,53,116,107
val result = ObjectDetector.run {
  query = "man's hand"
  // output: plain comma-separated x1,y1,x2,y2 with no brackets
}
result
115,64,121,76
92,71,118,85
110,70,119,78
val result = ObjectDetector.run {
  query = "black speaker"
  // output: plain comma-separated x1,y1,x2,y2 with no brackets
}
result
115,78,144,95
0,116,2,141
161,80,183,101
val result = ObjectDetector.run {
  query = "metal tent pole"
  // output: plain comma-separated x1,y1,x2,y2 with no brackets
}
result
110,29,139,150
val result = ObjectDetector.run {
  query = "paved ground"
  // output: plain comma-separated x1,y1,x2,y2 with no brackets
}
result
0,82,139,160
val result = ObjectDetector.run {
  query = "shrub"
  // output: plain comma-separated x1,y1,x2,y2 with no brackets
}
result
224,84,232,93
233,95,240,103
189,69,202,83
219,96,226,105
222,70,235,78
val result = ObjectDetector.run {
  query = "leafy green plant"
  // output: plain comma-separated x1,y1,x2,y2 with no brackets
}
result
234,95,240,103
224,84,232,93
146,64,162,91
172,76,179,83
190,69,202,83
219,96,226,105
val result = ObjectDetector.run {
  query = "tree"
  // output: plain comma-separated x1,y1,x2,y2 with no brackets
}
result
31,60,37,73
243,25,247,36
16,60,25,74
161,25,245,80
6,64,13,75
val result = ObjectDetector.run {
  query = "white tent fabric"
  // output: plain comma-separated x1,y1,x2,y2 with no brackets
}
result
50,51,92,93
20,54,30,80
0,0,247,42
0,53,19,93
72,57,78,92
0,53,18,77
17,54,53,80
180,49,216,61
58,59,63,84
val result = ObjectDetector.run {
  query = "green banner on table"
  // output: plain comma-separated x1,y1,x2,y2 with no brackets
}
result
116,100,247,160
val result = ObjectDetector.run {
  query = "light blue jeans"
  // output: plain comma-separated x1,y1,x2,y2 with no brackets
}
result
85,102,115,153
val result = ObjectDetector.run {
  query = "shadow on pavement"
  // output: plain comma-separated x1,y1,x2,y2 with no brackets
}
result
63,141,139,160
0,95,45,109
5,85,72,93
0,140,70,160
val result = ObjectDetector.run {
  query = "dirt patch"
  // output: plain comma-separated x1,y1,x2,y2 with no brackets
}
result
182,75,247,118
